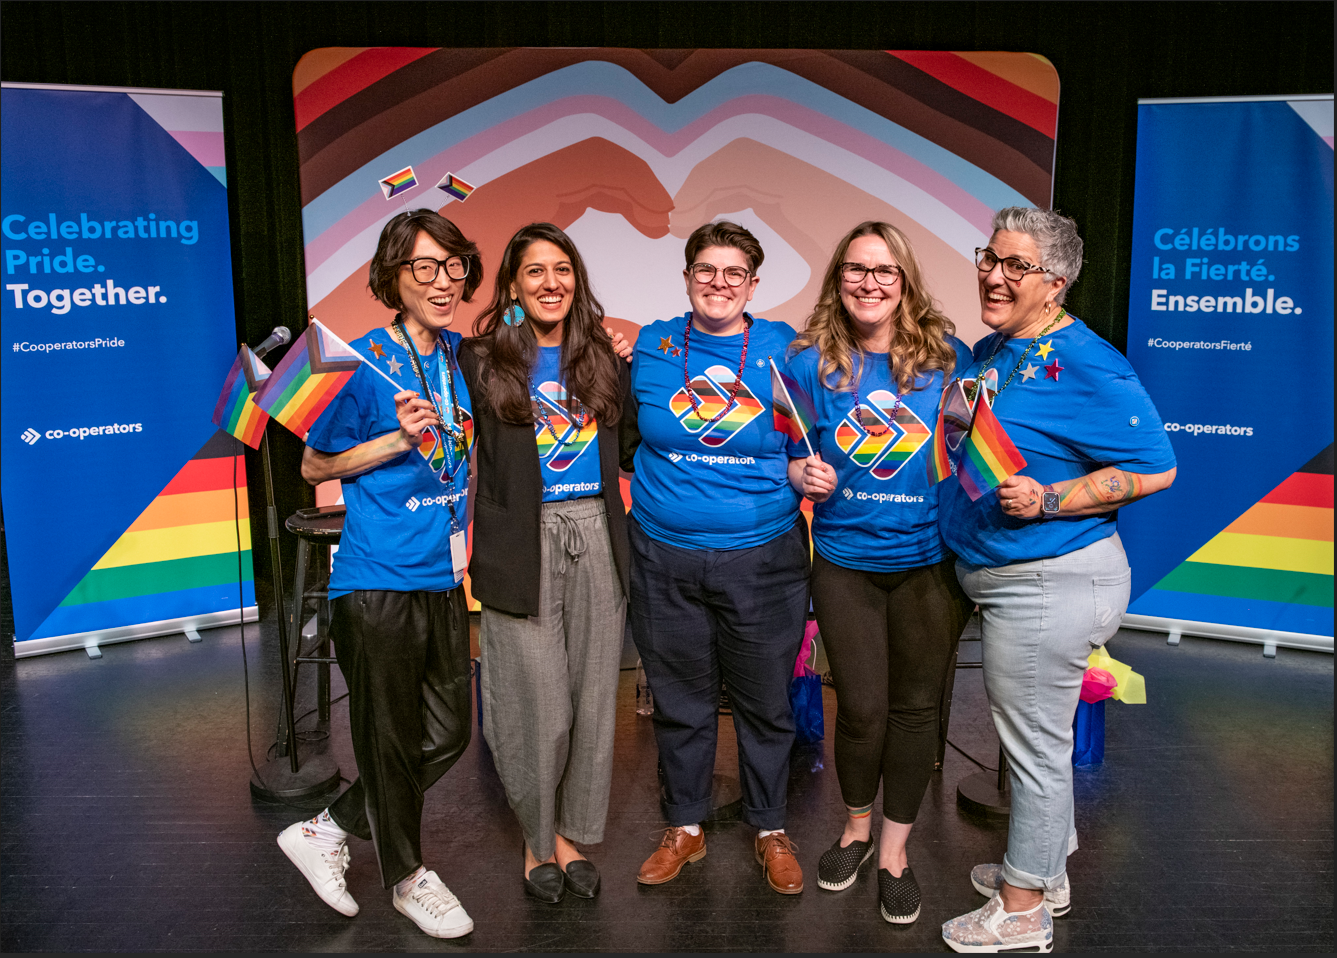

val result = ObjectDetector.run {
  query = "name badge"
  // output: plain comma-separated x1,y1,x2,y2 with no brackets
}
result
450,528,468,582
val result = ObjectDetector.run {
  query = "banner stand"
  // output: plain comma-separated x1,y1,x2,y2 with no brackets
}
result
14,607,258,659
1121,614,1333,655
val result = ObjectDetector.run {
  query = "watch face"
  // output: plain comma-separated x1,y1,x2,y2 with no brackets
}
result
1043,491,1060,514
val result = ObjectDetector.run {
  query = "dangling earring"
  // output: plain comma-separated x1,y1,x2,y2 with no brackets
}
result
503,300,525,327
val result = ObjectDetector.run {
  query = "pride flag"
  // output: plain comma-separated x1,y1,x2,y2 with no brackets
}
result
253,320,363,440
770,358,815,455
928,378,975,484
957,389,1027,501
379,165,417,199
436,172,475,201
211,346,271,448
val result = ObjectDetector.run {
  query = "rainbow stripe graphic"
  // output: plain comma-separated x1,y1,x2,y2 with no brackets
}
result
532,381,597,469
378,164,417,199
670,364,763,448
436,171,475,201
770,360,815,452
1131,450,1333,636
957,390,1027,501
834,390,930,480
253,321,362,440
31,432,254,639
211,346,271,449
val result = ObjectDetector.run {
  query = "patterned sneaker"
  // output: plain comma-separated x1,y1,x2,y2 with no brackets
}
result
970,863,1071,917
942,895,1053,953
817,836,874,891
277,820,359,917
878,866,921,924
393,870,474,938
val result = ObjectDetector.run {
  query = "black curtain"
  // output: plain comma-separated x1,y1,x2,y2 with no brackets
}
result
1,0,1331,625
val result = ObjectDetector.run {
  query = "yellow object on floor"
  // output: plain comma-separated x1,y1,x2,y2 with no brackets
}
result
1088,647,1147,704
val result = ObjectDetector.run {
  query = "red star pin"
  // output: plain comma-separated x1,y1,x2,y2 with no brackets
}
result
1044,359,1064,380
368,339,386,359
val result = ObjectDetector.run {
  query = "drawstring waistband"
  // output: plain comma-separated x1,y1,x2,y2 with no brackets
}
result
541,497,605,577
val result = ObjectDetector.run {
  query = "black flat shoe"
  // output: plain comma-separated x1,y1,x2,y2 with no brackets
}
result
523,862,566,903
563,859,600,898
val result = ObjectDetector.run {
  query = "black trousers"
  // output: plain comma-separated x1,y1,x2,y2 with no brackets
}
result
327,588,472,887
810,554,972,824
629,514,810,830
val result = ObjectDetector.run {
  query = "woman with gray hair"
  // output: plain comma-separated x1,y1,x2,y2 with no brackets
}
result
938,208,1177,953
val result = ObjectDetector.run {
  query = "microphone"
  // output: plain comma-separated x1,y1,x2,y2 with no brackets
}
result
252,326,292,360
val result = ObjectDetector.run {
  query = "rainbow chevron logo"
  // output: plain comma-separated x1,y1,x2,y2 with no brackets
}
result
833,389,930,480
668,364,764,448
532,381,597,470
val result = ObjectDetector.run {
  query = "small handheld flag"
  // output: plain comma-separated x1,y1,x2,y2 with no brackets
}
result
769,358,815,456
212,346,271,448
436,172,475,201
253,320,365,440
957,387,1027,501
928,378,973,484
379,165,418,200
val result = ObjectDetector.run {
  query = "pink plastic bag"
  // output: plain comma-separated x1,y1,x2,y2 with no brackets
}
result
794,620,820,678
1079,667,1118,704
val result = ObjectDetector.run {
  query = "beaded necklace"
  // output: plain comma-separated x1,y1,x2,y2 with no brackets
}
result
681,312,750,427
968,308,1066,404
529,369,590,448
849,353,902,437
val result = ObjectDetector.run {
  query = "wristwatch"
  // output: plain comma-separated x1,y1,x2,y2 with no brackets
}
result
1041,488,1061,518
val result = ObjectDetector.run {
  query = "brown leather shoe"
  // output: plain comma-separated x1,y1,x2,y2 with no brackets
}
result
755,832,804,894
637,827,707,885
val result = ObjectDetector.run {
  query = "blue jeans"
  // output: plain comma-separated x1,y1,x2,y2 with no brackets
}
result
957,532,1132,892
628,514,810,830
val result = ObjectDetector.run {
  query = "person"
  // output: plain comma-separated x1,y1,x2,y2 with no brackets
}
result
937,208,1176,953
276,209,481,939
783,221,975,924
458,223,631,904
624,221,809,894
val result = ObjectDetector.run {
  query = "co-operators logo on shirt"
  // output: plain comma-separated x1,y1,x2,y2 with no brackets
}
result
834,389,930,480
668,364,763,448
532,381,597,469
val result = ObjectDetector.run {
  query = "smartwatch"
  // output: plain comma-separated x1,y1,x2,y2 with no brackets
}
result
1041,489,1061,518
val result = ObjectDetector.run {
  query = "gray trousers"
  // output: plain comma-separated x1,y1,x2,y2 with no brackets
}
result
479,497,626,860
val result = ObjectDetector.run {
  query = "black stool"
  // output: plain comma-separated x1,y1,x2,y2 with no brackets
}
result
277,506,344,748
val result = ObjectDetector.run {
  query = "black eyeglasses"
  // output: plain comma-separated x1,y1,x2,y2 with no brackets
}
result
974,248,1046,282
687,263,752,287
402,256,470,284
840,263,903,286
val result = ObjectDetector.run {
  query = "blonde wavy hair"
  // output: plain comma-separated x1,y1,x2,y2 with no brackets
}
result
790,221,958,394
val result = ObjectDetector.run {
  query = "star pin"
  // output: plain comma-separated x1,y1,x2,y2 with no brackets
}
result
1020,363,1038,382
368,340,386,359
1036,340,1055,360
1044,359,1064,381
658,337,674,354
671,348,681,357
387,356,403,375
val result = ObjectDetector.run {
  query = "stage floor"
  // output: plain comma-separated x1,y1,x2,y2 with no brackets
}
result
1,614,1331,952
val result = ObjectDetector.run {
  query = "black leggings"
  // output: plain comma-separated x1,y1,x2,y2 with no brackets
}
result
810,553,972,824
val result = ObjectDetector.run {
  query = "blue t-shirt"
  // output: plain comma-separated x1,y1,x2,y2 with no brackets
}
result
532,345,602,502
785,336,973,572
307,327,474,595
630,314,801,550
938,317,1177,568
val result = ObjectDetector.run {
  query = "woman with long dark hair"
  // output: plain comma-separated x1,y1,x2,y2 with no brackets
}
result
458,222,631,904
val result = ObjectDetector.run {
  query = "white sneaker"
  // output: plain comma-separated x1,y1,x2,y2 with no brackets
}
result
942,894,1053,953
277,820,359,916
393,870,474,939
970,863,1071,917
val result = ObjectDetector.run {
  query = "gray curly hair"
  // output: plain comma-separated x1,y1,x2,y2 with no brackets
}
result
991,207,1083,304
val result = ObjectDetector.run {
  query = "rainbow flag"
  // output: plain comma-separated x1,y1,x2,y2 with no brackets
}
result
436,171,475,201
957,389,1027,501
211,346,271,448
253,320,363,440
928,379,973,484
379,164,417,199
770,358,815,455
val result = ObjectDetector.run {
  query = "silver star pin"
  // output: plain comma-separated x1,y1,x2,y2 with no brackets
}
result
1020,363,1038,382
387,356,403,375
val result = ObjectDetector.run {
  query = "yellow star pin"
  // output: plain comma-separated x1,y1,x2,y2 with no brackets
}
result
1036,340,1055,360
368,339,386,359
658,337,674,354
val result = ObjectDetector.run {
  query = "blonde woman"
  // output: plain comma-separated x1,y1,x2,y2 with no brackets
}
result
784,221,973,923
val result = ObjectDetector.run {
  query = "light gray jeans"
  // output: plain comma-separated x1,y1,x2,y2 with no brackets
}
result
479,497,627,861
957,532,1131,892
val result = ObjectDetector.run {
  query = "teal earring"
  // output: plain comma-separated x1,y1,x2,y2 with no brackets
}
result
503,300,525,327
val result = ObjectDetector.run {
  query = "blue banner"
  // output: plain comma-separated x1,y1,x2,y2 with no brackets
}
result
1120,96,1333,641
1,85,252,654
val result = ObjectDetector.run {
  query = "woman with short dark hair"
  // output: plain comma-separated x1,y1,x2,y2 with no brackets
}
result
277,208,481,939
459,222,631,904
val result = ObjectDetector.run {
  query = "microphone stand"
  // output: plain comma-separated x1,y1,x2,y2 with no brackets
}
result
248,333,339,803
